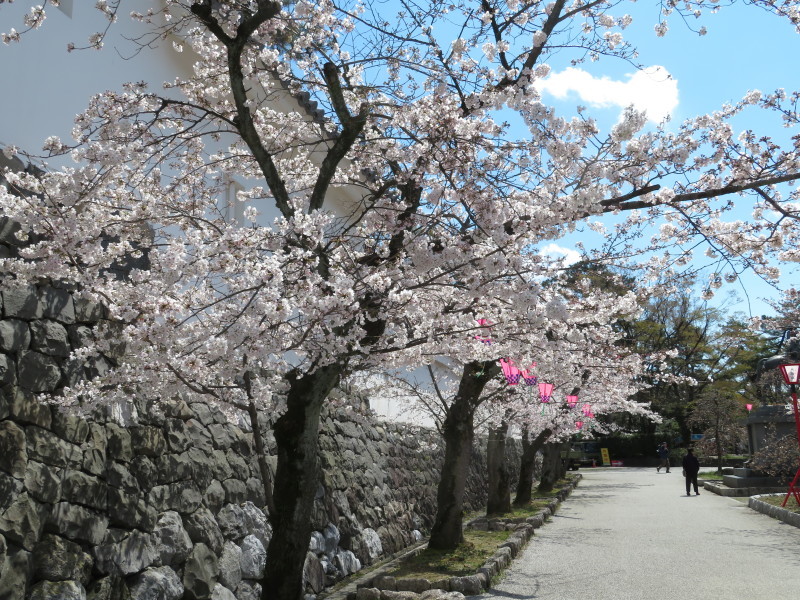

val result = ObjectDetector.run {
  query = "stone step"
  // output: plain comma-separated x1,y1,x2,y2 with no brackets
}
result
723,474,781,488
703,480,787,497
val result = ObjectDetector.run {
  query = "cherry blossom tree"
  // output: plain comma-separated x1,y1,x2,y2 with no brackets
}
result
3,1,800,598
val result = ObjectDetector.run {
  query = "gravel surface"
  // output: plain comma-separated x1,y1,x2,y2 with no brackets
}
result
473,467,800,600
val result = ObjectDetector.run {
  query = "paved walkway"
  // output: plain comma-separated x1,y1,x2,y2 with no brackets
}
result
474,467,800,600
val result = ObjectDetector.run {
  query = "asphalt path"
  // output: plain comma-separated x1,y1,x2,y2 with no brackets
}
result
474,467,800,600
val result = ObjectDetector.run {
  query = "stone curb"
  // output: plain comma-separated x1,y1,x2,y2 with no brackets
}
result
749,494,800,528
335,475,582,600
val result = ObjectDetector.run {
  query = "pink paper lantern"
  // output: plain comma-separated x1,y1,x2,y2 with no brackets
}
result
746,403,753,412
474,318,492,345
566,395,578,408
521,363,538,386
575,421,584,430
538,381,554,403
500,358,521,385
582,403,593,417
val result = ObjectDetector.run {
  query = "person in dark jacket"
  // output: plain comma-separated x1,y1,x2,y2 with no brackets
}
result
657,442,670,473
682,448,701,496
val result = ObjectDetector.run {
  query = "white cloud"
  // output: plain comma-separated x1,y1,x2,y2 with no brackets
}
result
537,65,679,123
539,243,581,266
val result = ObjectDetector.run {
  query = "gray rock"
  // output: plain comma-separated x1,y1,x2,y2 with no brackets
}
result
148,482,202,514
6,387,52,428
67,324,94,349
0,353,15,386
40,286,77,324
106,423,133,462
184,507,224,554
323,523,340,555
189,402,215,427
28,580,87,600
217,541,242,591
303,551,325,594
73,297,106,323
448,575,484,595
152,511,193,566
396,578,431,593
29,320,71,357
183,543,219,600
33,534,93,584
128,566,184,600
61,470,107,510
18,350,62,392
0,491,46,551
234,581,261,600
85,575,131,600
309,531,325,555
239,535,266,579
0,545,31,600
210,584,237,600
355,589,381,600
0,420,27,478
130,426,167,457
26,425,83,468
49,502,109,546
222,479,248,504
2,285,43,319
94,530,158,575
359,528,383,563
51,410,90,444
334,549,361,577
155,453,194,485
106,488,157,531
420,593,465,600
105,462,139,491
204,480,226,513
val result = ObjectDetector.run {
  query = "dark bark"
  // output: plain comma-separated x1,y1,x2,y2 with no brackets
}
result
261,364,341,600
513,427,552,506
486,420,511,515
537,442,562,494
428,360,499,550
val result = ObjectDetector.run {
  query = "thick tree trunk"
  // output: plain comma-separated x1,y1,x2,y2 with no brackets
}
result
537,442,562,495
261,364,341,600
513,427,552,506
428,360,499,550
486,421,511,515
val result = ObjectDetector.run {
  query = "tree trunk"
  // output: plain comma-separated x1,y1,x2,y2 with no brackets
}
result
486,420,511,515
513,427,552,506
261,364,341,600
428,360,499,550
537,442,562,495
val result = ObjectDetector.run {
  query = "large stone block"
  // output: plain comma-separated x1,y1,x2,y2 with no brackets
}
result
0,472,23,514
239,535,265,580
94,530,158,576
129,426,167,458
184,507,224,555
106,488,157,532
303,551,325,594
29,320,71,357
0,317,27,352
1,286,43,319
128,566,183,600
0,492,46,551
152,511,193,567
148,483,202,515
48,502,108,546
105,462,139,492
0,352,14,386
33,533,93,584
51,410,89,444
105,424,133,462
73,298,107,323
217,541,242,591
26,426,82,468
18,351,62,392
24,460,62,504
216,502,270,548
0,420,27,478
210,583,237,600
6,387,52,428
61,470,107,510
183,543,219,600
40,286,76,325
0,545,31,600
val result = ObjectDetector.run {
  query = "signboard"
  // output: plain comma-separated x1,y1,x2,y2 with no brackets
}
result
601,447,611,466
690,433,704,441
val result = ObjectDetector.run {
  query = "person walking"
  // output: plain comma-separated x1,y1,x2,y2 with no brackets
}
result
657,442,670,473
683,448,701,496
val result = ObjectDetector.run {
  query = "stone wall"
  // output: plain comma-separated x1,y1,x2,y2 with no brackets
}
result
0,280,520,600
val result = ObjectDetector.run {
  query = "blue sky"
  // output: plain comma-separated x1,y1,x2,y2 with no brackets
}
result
531,3,800,318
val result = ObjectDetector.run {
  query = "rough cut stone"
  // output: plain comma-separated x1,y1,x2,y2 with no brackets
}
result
396,578,431,593
0,420,28,478
0,320,29,353
93,530,158,576
309,531,325,555
239,535,266,580
0,490,46,550
7,387,52,428
33,534,93,584
85,575,131,600
51,411,90,444
355,589,381,600
49,502,109,546
359,528,383,563
73,297,106,323
217,541,242,591
152,511,193,567
148,482,202,515
334,549,361,578
234,581,261,600
129,426,167,457
210,583,237,600
222,479,247,505
303,551,325,594
26,426,83,468
18,351,62,392
323,523,341,555
2,285,43,319
28,580,87,600
0,545,31,600
105,424,133,462
0,353,15,386
61,470,108,510
128,566,184,600
29,320,71,357
183,543,219,600
204,480,226,514
184,507,224,554
106,488,157,532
